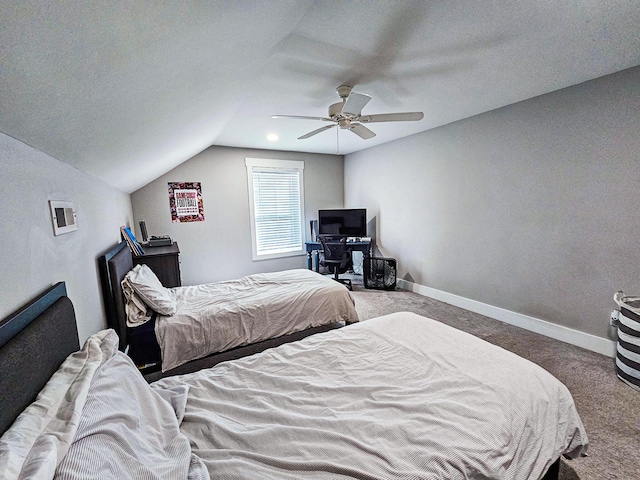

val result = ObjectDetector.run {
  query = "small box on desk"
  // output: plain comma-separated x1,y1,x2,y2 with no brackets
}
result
364,256,397,291
148,236,172,247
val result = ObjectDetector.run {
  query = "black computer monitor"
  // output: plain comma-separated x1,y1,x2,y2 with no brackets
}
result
318,209,367,237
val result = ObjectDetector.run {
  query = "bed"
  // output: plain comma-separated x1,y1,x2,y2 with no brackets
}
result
0,283,588,480
99,242,358,378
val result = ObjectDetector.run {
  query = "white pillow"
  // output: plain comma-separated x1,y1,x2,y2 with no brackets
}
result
123,264,176,316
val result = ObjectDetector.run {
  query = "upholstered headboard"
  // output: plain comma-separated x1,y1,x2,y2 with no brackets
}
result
0,282,79,435
98,241,133,351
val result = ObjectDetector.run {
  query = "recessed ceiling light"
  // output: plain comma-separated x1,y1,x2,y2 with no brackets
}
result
266,133,279,142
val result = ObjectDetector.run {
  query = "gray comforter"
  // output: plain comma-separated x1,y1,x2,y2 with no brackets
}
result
156,269,359,371
152,311,588,479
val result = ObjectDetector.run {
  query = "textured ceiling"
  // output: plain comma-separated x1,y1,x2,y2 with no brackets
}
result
2,1,640,193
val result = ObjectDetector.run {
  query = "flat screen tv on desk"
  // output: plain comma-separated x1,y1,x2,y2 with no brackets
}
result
318,209,367,237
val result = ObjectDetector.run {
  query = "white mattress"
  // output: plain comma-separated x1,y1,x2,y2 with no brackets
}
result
156,269,359,371
152,311,588,479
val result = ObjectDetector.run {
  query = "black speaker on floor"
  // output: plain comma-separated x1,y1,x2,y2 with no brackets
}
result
364,256,397,290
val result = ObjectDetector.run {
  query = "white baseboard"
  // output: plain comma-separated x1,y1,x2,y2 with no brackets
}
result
397,279,616,358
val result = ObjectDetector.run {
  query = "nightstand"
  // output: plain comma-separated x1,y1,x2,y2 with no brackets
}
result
134,242,181,287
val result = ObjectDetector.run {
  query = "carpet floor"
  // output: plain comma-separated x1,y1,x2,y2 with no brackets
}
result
345,274,639,480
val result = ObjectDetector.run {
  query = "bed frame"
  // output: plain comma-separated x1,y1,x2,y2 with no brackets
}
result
0,283,562,480
0,282,79,436
98,242,341,382
98,242,131,351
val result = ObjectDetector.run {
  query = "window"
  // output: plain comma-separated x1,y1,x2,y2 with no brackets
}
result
246,158,305,260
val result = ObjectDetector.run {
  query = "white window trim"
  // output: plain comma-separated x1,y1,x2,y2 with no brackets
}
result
245,157,306,261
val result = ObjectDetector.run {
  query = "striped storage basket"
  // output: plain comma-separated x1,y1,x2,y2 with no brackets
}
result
614,292,640,391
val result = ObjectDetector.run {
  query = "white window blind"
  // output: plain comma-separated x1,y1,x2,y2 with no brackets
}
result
246,158,305,260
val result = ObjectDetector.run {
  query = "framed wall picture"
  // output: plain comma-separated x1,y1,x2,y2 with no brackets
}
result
49,200,78,235
168,182,205,222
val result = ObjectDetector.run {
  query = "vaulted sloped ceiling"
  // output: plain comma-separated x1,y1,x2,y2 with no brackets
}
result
2,1,640,193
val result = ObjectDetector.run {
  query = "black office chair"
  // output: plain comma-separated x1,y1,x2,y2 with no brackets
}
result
318,234,352,290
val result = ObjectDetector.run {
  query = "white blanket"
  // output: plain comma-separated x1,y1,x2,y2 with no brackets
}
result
152,312,588,480
156,269,358,371
0,330,209,480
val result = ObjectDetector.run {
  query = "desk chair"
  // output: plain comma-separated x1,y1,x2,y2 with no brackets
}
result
318,234,352,290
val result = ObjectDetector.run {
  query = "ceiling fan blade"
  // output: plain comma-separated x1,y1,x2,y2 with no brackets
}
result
349,123,376,139
342,92,372,116
271,115,332,121
359,112,424,123
298,124,336,140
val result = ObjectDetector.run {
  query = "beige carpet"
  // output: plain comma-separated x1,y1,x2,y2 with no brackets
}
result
346,275,638,480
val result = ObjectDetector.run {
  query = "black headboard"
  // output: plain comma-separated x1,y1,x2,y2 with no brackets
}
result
98,241,133,351
0,282,79,435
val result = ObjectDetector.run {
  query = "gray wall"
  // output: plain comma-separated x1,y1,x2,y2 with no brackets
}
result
345,66,640,340
0,133,134,343
131,146,344,285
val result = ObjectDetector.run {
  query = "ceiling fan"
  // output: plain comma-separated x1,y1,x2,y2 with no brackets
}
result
271,85,424,140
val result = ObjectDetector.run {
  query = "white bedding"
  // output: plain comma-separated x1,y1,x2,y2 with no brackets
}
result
2,312,588,480
0,330,208,480
153,312,588,480
155,269,359,371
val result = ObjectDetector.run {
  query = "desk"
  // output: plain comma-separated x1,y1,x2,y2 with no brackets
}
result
305,240,371,272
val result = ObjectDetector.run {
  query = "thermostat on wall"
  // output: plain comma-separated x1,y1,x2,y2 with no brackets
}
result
49,200,77,236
